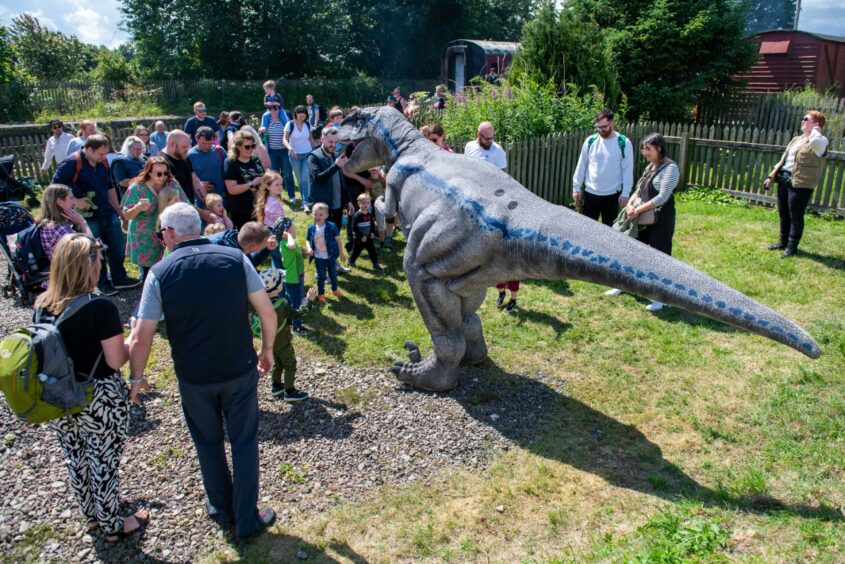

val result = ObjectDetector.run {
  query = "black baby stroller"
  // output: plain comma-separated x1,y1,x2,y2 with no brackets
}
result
0,154,40,207
0,202,49,305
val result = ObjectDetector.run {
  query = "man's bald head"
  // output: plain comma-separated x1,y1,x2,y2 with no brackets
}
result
166,129,191,159
477,122,495,150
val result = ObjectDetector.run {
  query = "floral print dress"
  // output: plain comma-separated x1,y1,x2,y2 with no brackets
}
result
122,181,186,267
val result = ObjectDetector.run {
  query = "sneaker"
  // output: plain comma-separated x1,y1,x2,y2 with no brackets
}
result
768,242,786,251
304,206,311,214
337,265,351,274
332,289,343,298
348,260,356,269
237,507,276,540
112,276,142,290
283,388,309,402
645,301,669,312
495,291,507,308
504,299,517,313
318,294,328,304
604,288,623,296
97,282,118,296
293,326,312,336
271,383,285,397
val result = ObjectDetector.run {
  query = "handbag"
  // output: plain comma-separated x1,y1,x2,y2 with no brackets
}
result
775,169,791,184
635,161,669,226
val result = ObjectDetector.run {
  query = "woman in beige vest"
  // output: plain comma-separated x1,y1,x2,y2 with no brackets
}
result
763,111,829,258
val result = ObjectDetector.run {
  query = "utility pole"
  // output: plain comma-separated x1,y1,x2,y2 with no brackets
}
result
793,0,801,30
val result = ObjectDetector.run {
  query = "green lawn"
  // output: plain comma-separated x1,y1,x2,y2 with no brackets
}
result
202,194,845,562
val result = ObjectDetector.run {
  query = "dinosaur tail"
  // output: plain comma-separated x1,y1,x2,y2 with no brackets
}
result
504,209,820,358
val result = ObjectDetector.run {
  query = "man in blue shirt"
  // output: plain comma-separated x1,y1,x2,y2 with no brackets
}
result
184,101,220,146
51,135,140,295
149,121,168,151
188,127,226,197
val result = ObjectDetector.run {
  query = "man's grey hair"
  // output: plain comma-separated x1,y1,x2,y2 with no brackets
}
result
154,120,165,128
159,202,201,237
120,136,144,156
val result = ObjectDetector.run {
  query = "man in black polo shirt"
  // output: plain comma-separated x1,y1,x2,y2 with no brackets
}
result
161,130,213,222
128,203,278,540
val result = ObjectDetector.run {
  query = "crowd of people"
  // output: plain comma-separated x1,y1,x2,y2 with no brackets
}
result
26,81,829,546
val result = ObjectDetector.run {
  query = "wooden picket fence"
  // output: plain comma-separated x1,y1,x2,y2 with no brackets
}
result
696,91,845,132
2,118,844,215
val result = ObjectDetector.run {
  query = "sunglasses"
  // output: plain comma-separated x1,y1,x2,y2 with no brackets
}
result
269,105,280,110
480,135,494,142
51,125,63,130
802,116,812,122
242,144,255,150
155,227,170,241
197,108,207,113
152,171,170,178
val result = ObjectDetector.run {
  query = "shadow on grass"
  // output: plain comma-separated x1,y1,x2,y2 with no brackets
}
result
258,397,361,444
798,250,845,272
91,500,167,563
308,312,348,358
234,532,367,563
511,307,572,336
530,278,575,297
435,361,844,523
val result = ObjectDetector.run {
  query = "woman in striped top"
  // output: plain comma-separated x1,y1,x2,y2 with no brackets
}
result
624,132,680,311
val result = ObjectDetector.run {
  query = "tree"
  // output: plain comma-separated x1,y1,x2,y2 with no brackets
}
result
90,50,136,84
510,2,621,107
744,0,797,35
0,26,34,122
9,14,84,81
569,0,757,121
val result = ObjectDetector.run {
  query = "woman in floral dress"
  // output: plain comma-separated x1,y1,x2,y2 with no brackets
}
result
122,156,187,280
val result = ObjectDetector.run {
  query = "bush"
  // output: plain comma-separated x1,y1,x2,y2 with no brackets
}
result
437,77,619,144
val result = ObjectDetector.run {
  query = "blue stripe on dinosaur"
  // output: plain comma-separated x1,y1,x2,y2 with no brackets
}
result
391,163,815,353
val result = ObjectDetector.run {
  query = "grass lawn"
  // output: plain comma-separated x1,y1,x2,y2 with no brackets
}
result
197,194,845,562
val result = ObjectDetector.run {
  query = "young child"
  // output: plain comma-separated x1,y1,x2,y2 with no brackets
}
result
252,268,317,402
262,80,282,108
254,172,286,269
496,281,521,313
349,193,382,272
204,222,226,236
156,185,182,258
305,202,346,302
205,193,234,229
272,217,310,335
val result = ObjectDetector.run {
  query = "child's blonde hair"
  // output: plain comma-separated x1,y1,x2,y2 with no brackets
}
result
155,185,181,230
311,202,329,215
357,192,371,203
263,80,276,90
204,223,226,236
253,171,283,224
205,192,223,210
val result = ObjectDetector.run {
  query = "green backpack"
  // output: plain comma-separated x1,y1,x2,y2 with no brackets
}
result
588,133,627,159
0,294,103,424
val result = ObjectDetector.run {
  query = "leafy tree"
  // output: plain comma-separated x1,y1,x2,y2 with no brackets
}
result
569,0,757,121
0,26,34,122
9,14,84,81
90,50,136,84
744,0,797,35
510,2,620,107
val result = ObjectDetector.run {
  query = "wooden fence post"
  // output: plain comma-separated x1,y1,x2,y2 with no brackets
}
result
677,132,690,190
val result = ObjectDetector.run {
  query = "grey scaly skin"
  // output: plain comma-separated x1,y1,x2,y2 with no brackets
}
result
338,107,821,392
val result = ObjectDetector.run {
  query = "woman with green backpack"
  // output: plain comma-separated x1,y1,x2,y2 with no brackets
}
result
32,234,150,543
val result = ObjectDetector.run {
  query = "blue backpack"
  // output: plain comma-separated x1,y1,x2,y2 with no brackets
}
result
13,224,49,280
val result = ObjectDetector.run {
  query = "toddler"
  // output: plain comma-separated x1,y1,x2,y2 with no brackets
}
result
254,172,286,269
348,193,382,272
252,268,316,402
272,217,310,335
205,193,233,229
204,223,226,236
305,202,346,302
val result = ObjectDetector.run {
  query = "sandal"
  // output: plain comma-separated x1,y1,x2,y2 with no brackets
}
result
106,508,150,543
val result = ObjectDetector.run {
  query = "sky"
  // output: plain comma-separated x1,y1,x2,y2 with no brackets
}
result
1,0,844,48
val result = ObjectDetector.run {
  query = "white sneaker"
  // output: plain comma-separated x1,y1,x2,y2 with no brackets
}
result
604,288,623,296
646,301,669,312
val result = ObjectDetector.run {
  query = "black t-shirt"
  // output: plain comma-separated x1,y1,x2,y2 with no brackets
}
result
163,153,196,204
35,298,124,381
223,157,265,216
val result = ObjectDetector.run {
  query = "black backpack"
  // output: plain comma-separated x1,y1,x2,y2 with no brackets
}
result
13,224,49,280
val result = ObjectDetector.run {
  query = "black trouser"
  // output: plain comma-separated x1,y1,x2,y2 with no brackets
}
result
350,236,379,266
582,191,620,227
229,210,252,230
328,208,344,234
637,197,676,256
776,180,813,249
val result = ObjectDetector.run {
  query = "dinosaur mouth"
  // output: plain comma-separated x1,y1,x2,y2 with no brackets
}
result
343,140,357,158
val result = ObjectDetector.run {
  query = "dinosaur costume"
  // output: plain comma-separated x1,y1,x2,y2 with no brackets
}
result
337,107,820,392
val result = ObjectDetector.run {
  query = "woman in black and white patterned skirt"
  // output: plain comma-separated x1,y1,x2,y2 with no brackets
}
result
33,234,150,542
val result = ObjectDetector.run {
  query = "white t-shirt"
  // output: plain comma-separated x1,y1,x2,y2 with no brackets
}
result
782,128,829,173
464,140,508,170
313,224,329,259
286,121,313,155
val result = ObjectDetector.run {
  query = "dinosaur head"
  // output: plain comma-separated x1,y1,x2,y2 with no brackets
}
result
338,106,423,173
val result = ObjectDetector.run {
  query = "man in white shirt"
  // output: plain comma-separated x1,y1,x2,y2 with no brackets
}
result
41,120,73,172
63,120,98,160
572,109,634,227
464,122,507,171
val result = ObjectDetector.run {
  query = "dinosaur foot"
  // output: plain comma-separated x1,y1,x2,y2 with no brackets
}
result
462,338,488,365
389,340,458,392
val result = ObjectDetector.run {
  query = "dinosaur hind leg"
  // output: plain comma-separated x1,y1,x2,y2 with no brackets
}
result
460,290,488,365
389,264,465,392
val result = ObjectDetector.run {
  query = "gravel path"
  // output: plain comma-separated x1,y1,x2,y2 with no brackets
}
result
0,287,560,562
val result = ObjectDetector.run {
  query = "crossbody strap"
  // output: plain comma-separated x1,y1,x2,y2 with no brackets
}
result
53,294,106,378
